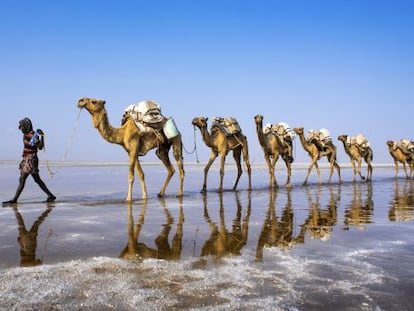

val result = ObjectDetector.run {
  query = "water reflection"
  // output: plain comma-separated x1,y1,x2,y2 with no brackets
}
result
389,180,414,221
344,183,374,227
256,190,306,261
12,205,54,267
304,186,339,241
120,198,184,261
201,192,251,258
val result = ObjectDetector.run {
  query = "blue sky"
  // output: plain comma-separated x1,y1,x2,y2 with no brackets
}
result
1,0,413,164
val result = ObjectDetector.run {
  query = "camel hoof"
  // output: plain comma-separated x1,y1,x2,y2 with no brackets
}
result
157,193,165,198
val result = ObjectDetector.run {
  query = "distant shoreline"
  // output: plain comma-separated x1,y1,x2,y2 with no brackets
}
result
0,160,394,169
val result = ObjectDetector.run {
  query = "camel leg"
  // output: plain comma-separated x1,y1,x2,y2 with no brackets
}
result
350,159,357,182
402,161,409,178
232,148,242,191
172,137,185,197
284,159,291,188
335,161,341,183
156,147,175,197
218,152,228,192
134,159,147,200
269,156,278,189
203,151,218,192
264,154,275,189
242,143,252,191
393,160,398,177
328,160,334,183
315,161,322,184
357,158,365,181
366,160,373,181
304,157,319,186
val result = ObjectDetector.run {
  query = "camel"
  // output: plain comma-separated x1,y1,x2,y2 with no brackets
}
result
386,140,413,179
254,115,294,188
191,117,252,192
338,134,373,182
304,186,338,241
256,190,306,261
201,192,251,258
77,97,184,201
120,199,184,261
389,180,414,221
344,183,374,226
293,127,341,185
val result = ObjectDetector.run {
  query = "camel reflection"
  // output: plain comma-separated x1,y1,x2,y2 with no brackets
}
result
256,190,306,261
304,185,339,241
389,180,414,221
344,183,374,227
120,198,184,261
13,205,54,267
201,192,251,258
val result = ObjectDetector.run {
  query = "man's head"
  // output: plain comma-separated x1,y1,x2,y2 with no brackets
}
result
18,118,33,134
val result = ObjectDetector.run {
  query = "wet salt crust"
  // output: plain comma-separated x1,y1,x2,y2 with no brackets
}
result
1,163,413,310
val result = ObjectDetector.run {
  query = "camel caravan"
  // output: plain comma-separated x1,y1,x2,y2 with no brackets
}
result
77,97,414,201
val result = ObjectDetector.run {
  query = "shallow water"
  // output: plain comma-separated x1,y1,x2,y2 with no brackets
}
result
1,162,413,310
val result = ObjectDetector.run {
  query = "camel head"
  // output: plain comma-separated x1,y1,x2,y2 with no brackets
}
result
386,140,395,148
337,134,348,142
191,117,208,129
293,127,304,135
254,115,263,124
77,97,106,115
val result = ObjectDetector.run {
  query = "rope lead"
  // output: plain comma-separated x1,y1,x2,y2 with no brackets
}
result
43,108,83,177
183,125,200,163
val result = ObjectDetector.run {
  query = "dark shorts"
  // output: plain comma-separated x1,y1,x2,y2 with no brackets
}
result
19,154,39,174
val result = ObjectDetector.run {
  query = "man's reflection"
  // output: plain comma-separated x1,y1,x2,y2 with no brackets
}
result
13,205,54,267
304,185,339,241
344,183,374,227
201,192,251,258
256,189,306,261
120,198,184,261
389,180,414,221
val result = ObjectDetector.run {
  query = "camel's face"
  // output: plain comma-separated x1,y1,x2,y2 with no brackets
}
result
254,115,263,123
337,135,348,142
386,140,394,147
293,127,304,135
192,117,208,128
77,97,106,114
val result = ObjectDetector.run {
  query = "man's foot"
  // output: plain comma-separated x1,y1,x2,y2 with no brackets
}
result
2,199,17,206
46,195,56,203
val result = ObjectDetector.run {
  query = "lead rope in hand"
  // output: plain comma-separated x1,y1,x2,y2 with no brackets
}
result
43,108,83,177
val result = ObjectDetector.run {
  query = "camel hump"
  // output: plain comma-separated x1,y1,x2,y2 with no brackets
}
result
212,117,241,136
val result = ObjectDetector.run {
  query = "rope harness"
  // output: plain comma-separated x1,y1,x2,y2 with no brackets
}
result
43,108,83,177
182,125,200,163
